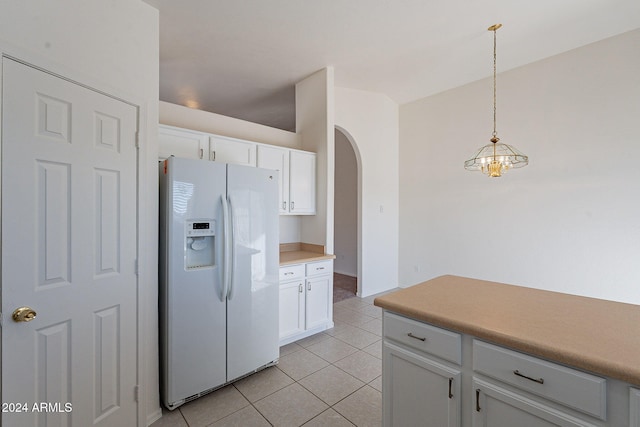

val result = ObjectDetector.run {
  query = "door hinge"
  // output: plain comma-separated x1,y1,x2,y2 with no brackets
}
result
134,385,140,402
135,131,140,148
134,259,139,275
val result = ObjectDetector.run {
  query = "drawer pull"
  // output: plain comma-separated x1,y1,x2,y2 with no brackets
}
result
514,369,544,384
407,332,426,342
316,267,325,270
284,272,294,276
448,377,453,399
476,389,481,412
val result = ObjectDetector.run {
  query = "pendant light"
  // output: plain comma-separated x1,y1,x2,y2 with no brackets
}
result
464,24,528,177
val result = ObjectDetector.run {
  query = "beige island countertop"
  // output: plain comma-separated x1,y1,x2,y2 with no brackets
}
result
374,274,640,386
279,242,336,265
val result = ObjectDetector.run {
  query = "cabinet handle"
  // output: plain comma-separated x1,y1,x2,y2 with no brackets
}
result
513,370,544,384
476,389,481,412
407,332,426,342
212,151,216,161
448,377,453,399
307,283,311,291
299,284,303,293
283,201,287,210
199,148,204,159
291,201,295,210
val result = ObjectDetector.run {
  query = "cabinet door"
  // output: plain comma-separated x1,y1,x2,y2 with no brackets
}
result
279,281,305,342
472,377,599,427
257,145,290,213
158,125,209,160
210,135,256,166
289,150,316,214
632,388,640,427
383,341,461,427
305,274,331,330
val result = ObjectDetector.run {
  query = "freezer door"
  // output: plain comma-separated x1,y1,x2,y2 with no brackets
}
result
226,164,280,381
160,157,228,408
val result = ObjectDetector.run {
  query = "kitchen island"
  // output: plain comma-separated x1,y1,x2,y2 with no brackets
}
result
374,275,640,426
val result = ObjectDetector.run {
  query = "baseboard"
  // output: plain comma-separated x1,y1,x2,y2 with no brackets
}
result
333,269,356,277
147,407,162,426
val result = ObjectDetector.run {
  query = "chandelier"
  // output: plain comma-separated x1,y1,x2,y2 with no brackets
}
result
464,24,528,177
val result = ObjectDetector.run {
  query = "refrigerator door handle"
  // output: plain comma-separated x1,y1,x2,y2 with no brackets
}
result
227,195,236,301
221,195,231,301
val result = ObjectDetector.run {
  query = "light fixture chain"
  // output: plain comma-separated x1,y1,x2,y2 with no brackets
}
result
492,27,497,139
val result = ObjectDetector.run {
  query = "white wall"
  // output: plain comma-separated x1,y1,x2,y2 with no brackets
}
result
399,28,640,305
160,101,301,149
296,68,335,251
0,1,160,425
335,87,399,297
334,129,358,276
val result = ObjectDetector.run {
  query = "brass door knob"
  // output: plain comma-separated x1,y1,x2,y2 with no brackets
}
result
12,306,37,322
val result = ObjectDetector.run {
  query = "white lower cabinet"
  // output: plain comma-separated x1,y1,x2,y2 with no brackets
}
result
383,341,461,427
382,310,637,427
472,377,599,427
278,280,305,341
631,388,640,427
382,312,462,427
279,260,333,345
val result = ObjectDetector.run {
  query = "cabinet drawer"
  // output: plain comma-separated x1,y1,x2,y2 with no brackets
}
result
473,340,606,420
279,264,305,282
305,260,333,277
383,312,461,365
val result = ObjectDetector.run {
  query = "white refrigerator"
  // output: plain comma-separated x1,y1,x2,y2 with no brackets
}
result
159,157,280,410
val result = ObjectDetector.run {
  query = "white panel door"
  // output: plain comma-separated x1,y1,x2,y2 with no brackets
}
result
1,58,138,427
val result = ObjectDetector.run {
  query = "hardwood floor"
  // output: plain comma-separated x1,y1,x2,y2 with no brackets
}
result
333,273,357,302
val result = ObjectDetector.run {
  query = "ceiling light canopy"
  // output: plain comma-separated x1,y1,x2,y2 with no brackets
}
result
464,24,528,177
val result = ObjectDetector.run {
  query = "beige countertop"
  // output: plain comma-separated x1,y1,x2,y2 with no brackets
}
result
374,275,640,386
279,242,336,266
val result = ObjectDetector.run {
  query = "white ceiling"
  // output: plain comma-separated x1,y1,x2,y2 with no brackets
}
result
144,0,640,132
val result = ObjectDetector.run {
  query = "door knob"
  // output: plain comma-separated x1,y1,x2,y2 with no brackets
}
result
12,306,37,323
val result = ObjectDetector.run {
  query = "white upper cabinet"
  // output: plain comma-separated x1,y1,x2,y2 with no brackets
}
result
257,145,290,214
209,135,256,166
258,146,316,215
289,150,316,215
158,125,209,160
158,125,315,215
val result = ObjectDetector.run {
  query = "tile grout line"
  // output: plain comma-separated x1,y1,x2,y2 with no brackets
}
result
168,291,393,427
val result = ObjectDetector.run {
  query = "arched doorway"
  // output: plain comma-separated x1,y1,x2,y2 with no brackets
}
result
333,126,361,299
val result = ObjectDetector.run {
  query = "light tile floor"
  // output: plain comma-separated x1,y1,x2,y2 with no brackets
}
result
152,292,392,427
